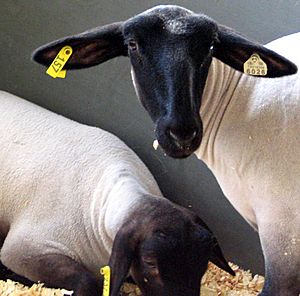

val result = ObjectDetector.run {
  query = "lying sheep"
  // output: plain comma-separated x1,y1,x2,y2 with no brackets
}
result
32,4,300,296
0,91,234,296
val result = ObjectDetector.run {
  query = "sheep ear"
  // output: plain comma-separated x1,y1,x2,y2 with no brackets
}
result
32,22,127,69
210,237,235,276
108,224,138,296
194,216,235,275
213,25,297,77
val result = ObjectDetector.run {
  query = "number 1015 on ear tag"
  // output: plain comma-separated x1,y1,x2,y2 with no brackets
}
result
46,46,73,78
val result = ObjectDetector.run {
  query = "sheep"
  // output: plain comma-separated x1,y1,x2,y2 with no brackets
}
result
0,90,234,296
32,4,300,295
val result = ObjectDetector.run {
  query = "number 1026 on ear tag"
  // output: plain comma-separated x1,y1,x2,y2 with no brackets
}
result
46,46,73,79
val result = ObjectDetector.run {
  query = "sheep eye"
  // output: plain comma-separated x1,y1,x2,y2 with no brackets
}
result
145,261,156,268
128,40,138,51
142,257,157,268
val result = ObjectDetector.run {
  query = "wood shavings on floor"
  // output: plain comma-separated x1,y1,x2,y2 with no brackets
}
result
0,262,264,296
200,262,264,296
120,262,264,296
119,262,265,296
0,280,73,296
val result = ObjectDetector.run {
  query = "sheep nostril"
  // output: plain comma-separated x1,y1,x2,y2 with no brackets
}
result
189,130,197,141
169,130,180,142
169,129,198,145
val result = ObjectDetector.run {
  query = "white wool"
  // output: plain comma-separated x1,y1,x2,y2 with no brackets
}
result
196,33,300,227
165,19,187,34
138,5,193,35
0,91,162,277
195,33,300,274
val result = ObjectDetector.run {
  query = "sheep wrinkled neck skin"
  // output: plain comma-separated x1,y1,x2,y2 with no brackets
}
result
32,4,299,295
0,91,233,296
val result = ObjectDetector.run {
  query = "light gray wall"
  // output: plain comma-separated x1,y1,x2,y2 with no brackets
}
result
1,0,299,275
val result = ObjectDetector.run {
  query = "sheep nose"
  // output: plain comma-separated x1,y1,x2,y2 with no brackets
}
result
169,129,198,145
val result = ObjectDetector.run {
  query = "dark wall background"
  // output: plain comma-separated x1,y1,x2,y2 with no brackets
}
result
1,0,299,275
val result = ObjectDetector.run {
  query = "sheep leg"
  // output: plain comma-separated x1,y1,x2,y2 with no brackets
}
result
0,261,35,286
1,233,102,296
33,254,101,296
0,229,6,248
258,217,300,296
2,252,102,296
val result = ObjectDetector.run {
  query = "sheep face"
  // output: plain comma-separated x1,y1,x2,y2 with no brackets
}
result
32,5,297,159
108,199,234,296
129,228,212,296
124,6,218,158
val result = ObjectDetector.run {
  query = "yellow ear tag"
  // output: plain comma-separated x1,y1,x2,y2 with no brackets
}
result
46,46,73,78
243,53,268,76
100,266,111,296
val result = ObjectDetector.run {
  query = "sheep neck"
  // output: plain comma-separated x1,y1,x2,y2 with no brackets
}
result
84,162,162,272
194,59,260,227
195,58,243,166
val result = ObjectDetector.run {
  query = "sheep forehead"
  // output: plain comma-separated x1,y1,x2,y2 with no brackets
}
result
141,5,193,17
142,236,201,260
165,19,187,34
138,5,194,34
144,226,206,253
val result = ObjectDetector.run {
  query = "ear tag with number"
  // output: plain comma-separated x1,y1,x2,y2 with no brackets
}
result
46,46,73,78
243,53,268,76
100,265,111,296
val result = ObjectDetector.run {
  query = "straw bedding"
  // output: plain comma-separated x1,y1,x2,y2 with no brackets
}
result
0,262,264,296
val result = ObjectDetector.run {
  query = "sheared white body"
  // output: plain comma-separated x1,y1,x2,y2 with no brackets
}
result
0,91,162,278
196,33,300,289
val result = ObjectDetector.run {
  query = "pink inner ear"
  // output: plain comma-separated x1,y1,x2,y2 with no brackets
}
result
69,41,110,65
76,42,100,59
45,51,58,60
71,48,107,65
268,55,288,70
83,42,99,52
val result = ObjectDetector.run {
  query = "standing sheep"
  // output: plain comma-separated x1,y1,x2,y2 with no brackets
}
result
32,4,300,296
0,91,234,296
